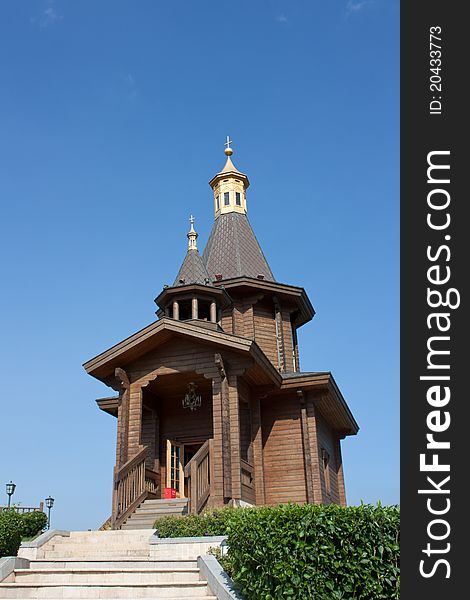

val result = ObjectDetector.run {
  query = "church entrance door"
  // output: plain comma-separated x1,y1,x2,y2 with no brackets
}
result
166,440,184,497
166,439,204,497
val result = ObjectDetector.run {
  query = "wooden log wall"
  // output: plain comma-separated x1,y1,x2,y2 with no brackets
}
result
305,393,323,504
253,304,279,368
261,394,307,504
238,378,253,463
228,375,242,500
334,436,347,506
141,405,158,471
251,394,265,505
316,409,341,504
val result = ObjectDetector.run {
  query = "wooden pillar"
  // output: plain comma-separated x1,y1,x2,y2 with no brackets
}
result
228,374,242,501
273,297,286,372
210,301,217,323
306,393,323,503
298,390,314,504
214,353,233,502
114,368,130,467
232,304,244,336
210,374,225,507
335,436,347,506
292,324,300,373
192,297,198,320
172,301,179,320
155,411,160,474
251,395,265,505
127,382,144,458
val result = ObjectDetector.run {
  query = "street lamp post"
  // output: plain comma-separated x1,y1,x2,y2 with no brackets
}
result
6,482,16,508
45,496,54,530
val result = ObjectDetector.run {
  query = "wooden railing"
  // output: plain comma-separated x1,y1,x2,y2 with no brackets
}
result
184,439,213,514
112,446,159,529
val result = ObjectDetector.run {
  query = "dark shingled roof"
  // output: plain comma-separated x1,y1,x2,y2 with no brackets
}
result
173,249,211,286
202,213,275,282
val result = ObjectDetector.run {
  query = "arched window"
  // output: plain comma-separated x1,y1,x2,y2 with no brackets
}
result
235,192,241,206
224,192,230,206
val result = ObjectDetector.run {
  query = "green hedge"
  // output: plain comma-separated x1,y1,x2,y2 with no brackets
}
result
20,511,48,538
0,511,23,558
0,510,48,558
226,503,400,600
154,507,234,538
155,503,400,600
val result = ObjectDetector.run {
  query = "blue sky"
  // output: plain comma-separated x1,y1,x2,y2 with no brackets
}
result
0,1,399,530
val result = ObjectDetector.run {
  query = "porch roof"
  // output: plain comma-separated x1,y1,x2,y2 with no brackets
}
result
280,371,359,436
83,317,282,386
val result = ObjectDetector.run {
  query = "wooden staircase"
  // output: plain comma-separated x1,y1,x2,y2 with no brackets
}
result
113,440,214,529
121,498,188,530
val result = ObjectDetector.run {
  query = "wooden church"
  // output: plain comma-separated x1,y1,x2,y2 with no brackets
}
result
84,140,359,529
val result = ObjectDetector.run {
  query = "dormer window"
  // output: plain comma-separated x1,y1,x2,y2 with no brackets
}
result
235,192,241,206
224,192,230,206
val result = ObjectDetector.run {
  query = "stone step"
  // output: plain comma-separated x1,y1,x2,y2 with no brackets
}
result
43,549,151,557
0,581,212,598
138,505,187,511
0,597,215,600
41,552,150,560
31,560,197,570
143,499,188,506
47,541,149,549
64,531,151,540
49,541,150,549
121,522,157,530
129,510,185,516
14,568,201,584
124,519,156,524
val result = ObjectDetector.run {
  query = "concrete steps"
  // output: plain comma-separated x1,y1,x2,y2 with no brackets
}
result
31,560,197,570
0,530,215,599
0,582,214,598
121,499,188,531
13,568,201,584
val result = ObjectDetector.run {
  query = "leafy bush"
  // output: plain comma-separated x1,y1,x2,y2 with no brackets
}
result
226,503,400,600
154,507,235,538
0,510,23,558
155,503,400,599
20,511,48,538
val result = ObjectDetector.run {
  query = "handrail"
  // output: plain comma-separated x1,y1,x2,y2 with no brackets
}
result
185,439,213,514
183,441,209,478
112,446,160,529
117,446,148,480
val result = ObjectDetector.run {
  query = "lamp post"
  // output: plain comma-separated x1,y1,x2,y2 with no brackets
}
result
6,482,16,508
45,496,54,530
